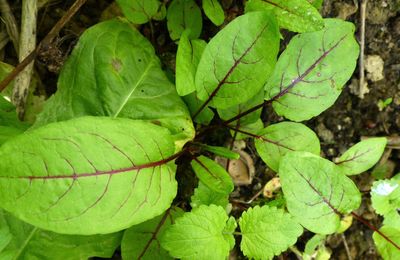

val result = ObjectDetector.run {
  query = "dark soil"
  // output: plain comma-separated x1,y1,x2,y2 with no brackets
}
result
4,0,400,259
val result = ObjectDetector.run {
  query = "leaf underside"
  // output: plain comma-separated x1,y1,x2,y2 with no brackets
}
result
0,117,178,235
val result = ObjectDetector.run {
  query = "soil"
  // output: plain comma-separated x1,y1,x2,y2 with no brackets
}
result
3,0,400,259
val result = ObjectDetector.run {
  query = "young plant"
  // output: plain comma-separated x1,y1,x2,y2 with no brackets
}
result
0,0,398,259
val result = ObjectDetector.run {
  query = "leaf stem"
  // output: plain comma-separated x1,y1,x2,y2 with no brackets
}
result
351,211,400,251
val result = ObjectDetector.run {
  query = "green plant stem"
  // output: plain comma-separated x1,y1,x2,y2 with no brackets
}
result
351,212,400,251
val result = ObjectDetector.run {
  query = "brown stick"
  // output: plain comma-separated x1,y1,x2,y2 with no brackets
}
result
0,0,88,93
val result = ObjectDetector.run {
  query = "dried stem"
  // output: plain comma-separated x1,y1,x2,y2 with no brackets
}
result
0,0,19,52
0,0,88,93
358,0,367,98
12,0,37,119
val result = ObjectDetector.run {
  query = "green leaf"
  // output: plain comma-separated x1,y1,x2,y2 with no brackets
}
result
265,19,359,122
167,0,202,41
304,234,326,255
121,208,184,260
182,92,214,125
309,0,323,9
195,11,280,109
245,0,324,33
218,89,264,126
176,33,207,96
190,181,230,209
161,205,236,260
383,211,400,230
198,144,240,159
0,96,28,145
0,117,178,235
373,226,400,260
279,151,361,234
35,19,194,148
116,0,161,24
0,209,122,260
202,0,225,26
371,177,400,216
239,206,303,260
255,122,320,172
336,137,387,176
191,155,234,194
232,119,264,140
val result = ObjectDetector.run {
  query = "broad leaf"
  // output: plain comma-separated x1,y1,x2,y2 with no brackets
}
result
304,234,326,256
0,209,122,260
309,0,323,9
191,155,234,194
182,92,214,125
161,205,236,260
255,122,320,172
0,117,178,235
218,89,263,126
279,151,361,234
35,19,194,148
190,181,230,209
116,0,161,24
245,0,324,33
176,33,207,96
239,206,303,259
195,11,279,109
0,96,28,145
265,19,359,122
203,0,225,26
373,226,400,260
371,177,400,216
121,208,183,260
336,138,387,175
167,0,202,41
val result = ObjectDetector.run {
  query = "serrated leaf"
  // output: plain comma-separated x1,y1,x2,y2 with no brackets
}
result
176,33,207,96
279,151,361,234
191,155,234,194
255,122,320,172
35,19,194,149
245,0,324,32
190,182,230,209
218,89,263,126
0,117,178,235
203,0,225,26
371,177,400,216
373,226,400,260
195,11,279,109
239,206,303,260
182,92,214,125
167,0,202,41
336,138,387,175
0,209,122,260
161,205,236,260
121,208,184,260
116,0,161,24
265,19,359,122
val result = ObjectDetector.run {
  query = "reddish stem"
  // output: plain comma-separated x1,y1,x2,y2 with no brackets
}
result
351,212,400,251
